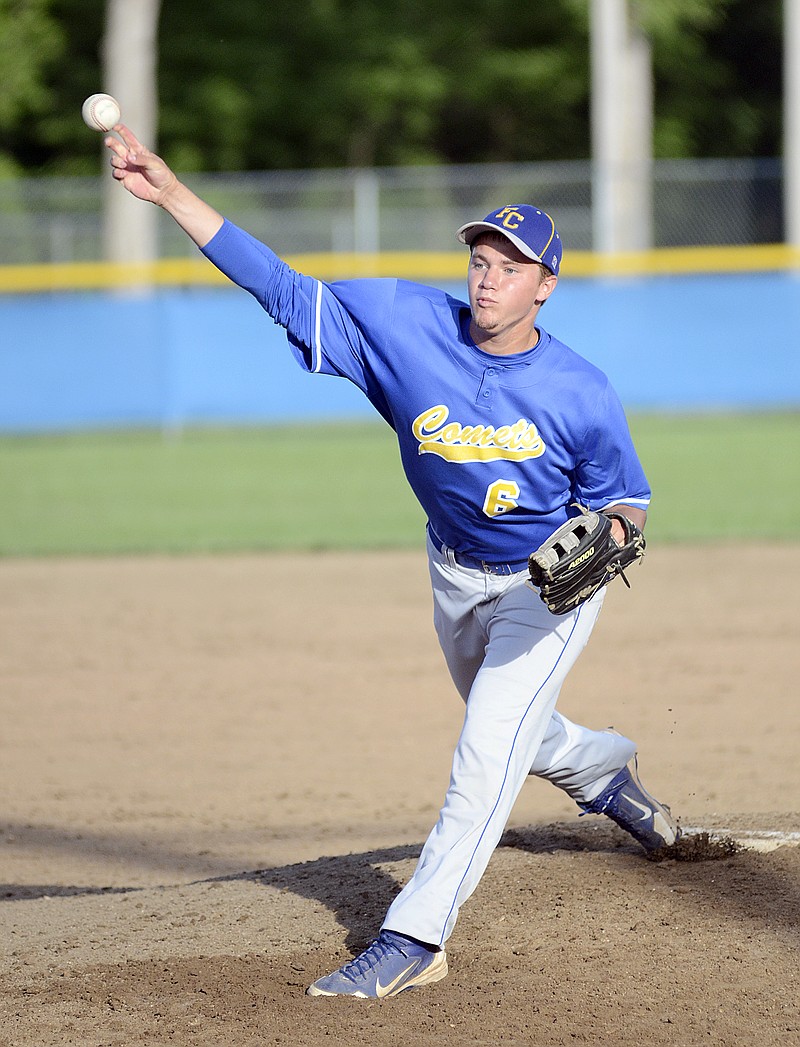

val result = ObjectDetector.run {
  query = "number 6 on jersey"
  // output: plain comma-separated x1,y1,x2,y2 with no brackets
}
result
483,479,520,518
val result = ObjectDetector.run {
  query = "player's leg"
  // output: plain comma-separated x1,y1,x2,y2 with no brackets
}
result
426,543,629,802
530,713,679,851
379,559,604,948
422,534,678,859
424,536,493,702
427,545,645,821
529,712,636,800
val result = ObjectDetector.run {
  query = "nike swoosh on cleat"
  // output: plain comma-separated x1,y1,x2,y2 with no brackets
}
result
374,959,420,998
627,797,654,822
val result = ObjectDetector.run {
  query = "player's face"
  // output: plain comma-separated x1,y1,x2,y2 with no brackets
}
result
467,237,557,353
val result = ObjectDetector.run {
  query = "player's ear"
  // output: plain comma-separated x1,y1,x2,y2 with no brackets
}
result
534,269,558,306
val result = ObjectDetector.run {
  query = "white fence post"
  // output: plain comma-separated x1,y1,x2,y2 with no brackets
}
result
102,0,162,274
353,169,380,255
785,0,800,249
590,0,653,253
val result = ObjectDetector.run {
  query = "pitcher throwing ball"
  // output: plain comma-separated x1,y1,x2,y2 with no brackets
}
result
105,124,680,1000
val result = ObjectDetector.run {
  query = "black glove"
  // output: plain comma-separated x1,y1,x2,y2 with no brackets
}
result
528,507,646,615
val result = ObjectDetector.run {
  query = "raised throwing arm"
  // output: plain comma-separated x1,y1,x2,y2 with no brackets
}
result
105,124,224,249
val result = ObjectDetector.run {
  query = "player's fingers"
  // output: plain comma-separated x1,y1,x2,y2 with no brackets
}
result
104,134,127,159
114,123,144,152
109,125,159,171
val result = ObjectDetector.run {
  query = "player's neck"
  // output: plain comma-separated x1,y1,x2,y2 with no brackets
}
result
469,319,541,357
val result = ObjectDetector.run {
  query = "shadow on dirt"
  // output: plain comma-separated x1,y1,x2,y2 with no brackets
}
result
226,822,780,953
3,821,796,959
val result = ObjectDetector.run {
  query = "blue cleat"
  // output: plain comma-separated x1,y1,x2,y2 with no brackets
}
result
581,756,680,852
307,930,448,998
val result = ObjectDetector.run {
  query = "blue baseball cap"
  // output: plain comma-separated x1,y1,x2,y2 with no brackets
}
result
456,205,562,275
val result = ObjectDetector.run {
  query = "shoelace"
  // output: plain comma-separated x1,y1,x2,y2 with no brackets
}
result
579,776,623,816
592,776,627,815
340,933,410,981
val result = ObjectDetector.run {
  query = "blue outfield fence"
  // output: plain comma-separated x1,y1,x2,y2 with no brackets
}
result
1,270,799,433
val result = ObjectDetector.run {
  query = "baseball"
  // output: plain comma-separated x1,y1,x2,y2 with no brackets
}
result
81,93,122,132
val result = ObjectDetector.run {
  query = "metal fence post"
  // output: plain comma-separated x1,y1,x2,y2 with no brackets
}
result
590,0,653,253
353,169,380,255
785,0,800,249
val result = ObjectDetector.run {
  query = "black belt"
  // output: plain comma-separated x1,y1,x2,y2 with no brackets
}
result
428,528,529,576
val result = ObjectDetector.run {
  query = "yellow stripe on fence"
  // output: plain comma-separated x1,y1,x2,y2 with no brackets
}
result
566,243,800,277
1,244,799,294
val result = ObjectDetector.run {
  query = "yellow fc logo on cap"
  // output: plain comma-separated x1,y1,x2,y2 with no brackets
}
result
494,206,525,230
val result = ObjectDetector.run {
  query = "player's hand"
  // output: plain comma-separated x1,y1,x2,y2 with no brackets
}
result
105,124,178,207
605,505,646,546
105,123,223,247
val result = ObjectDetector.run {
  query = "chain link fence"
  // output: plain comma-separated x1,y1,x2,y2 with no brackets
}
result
0,157,783,265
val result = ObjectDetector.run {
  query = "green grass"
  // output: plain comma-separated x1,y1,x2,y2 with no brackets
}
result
0,413,797,556
629,412,800,541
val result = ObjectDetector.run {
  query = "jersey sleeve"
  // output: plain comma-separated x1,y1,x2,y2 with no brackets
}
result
572,380,651,511
200,220,398,405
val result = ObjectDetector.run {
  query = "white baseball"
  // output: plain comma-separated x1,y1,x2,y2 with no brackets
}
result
81,93,122,132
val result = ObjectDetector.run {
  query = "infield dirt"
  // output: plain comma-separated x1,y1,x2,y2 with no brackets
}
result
1,545,798,1046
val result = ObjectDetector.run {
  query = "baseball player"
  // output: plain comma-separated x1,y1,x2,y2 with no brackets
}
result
105,125,680,1000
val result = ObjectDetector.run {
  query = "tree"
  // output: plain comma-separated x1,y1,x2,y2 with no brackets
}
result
0,0,64,174
2,0,785,176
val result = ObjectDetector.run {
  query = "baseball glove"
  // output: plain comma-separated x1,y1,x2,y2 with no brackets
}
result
527,506,646,615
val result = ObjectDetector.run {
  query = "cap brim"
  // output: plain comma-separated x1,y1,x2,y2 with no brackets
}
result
456,220,545,265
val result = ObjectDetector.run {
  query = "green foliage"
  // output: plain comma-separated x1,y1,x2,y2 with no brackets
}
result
7,0,105,173
0,0,64,169
0,413,796,557
644,0,781,158
0,0,786,174
155,0,591,171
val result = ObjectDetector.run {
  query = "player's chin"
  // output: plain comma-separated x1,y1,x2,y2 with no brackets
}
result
470,308,499,332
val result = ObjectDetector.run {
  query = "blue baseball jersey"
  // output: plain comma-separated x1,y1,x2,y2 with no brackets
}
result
202,220,650,562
